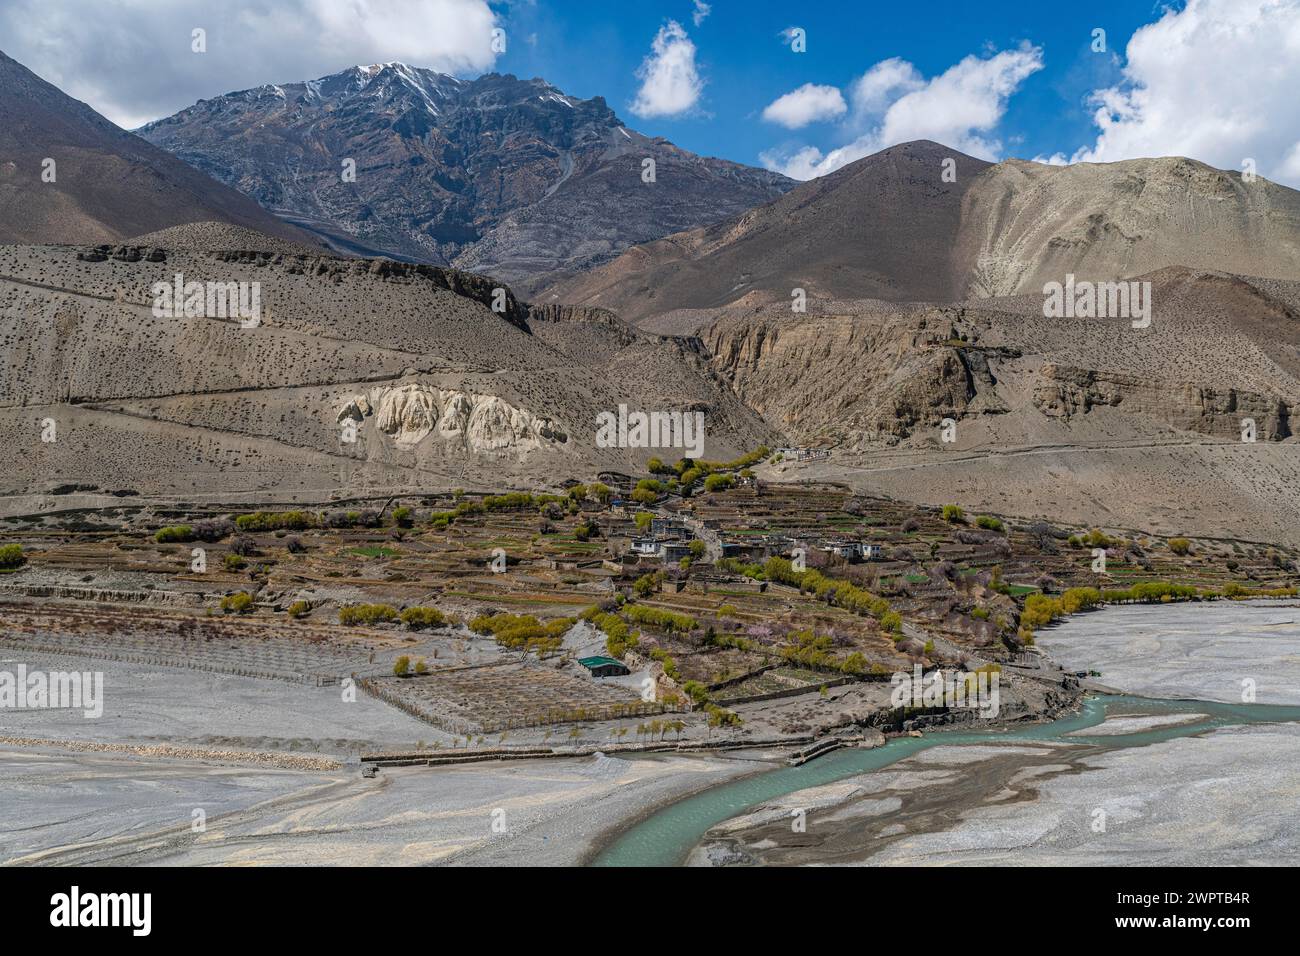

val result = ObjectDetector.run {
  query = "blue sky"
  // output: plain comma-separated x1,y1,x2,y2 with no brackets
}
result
499,0,1153,170
4,0,1299,184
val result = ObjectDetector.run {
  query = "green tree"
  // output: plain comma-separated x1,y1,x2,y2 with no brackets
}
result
220,592,254,614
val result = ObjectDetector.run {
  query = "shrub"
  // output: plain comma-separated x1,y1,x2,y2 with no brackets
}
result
1060,587,1102,614
1169,537,1191,556
580,606,639,658
625,604,697,633
222,554,246,571
339,604,399,626
1085,528,1119,549
589,482,612,504
393,655,411,677
703,473,734,493
235,510,317,532
154,525,194,543
287,600,311,618
400,606,446,630
975,515,1004,532
942,505,965,523
470,613,573,655
414,658,428,675
633,571,663,597
0,544,26,569
1021,593,1063,629
220,592,254,614
682,680,710,705
678,467,704,489
705,703,742,728
649,648,681,681
229,535,256,556
391,506,414,528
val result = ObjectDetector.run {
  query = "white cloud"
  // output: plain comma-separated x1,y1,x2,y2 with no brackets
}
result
692,1,712,27
761,84,847,129
630,20,704,119
0,0,500,129
848,58,924,115
761,44,1044,179
1065,0,1300,186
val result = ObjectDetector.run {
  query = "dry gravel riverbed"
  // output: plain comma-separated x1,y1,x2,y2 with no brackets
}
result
680,601,1300,866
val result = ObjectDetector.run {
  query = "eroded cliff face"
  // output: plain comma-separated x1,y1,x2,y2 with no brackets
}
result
339,383,566,454
959,157,1300,299
703,308,989,445
1032,364,1293,439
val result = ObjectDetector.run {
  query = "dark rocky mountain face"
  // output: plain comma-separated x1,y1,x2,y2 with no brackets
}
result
540,140,993,323
139,64,793,288
0,49,318,247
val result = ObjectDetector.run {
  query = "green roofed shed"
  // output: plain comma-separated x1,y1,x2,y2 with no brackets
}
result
578,656,630,678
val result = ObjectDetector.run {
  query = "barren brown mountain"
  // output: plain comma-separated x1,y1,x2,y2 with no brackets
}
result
542,141,1300,329
539,141,990,326
0,50,320,247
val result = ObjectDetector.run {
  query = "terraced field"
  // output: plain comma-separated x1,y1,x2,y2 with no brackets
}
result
1,480,1296,749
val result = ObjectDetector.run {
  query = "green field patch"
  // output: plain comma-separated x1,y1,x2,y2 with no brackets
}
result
349,545,400,559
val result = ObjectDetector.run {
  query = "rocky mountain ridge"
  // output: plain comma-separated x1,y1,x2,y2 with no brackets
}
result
139,63,792,288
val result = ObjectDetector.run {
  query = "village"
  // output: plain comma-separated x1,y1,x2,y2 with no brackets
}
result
3,448,1297,771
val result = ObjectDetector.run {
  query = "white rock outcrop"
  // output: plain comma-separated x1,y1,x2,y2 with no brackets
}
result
344,383,562,453
374,384,438,446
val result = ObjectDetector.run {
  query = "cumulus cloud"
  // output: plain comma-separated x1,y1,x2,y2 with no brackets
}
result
0,0,500,129
1064,0,1300,186
630,20,704,119
761,83,847,129
848,58,925,115
692,1,712,27
761,44,1044,179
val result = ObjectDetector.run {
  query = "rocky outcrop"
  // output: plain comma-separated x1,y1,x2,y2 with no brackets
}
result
1032,363,1294,439
703,307,985,444
345,383,567,453
374,384,439,446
